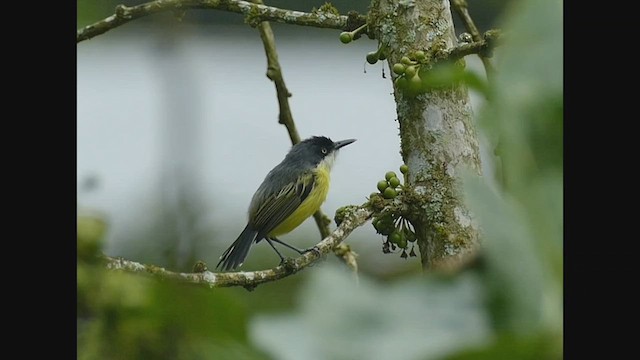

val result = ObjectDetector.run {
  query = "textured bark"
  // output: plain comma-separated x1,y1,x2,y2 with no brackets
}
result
102,206,373,289
369,0,481,271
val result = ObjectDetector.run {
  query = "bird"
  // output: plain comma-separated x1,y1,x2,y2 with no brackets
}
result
216,136,356,271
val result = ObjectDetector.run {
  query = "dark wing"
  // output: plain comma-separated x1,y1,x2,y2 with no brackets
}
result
250,171,315,239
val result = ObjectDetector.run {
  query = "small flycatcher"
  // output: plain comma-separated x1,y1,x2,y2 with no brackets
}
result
216,136,356,271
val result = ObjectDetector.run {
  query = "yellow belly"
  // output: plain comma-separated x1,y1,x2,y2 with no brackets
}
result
269,165,330,236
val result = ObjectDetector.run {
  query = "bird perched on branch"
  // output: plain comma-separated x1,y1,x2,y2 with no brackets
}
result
216,136,356,271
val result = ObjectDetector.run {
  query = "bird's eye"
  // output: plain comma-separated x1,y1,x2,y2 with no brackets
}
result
321,148,328,154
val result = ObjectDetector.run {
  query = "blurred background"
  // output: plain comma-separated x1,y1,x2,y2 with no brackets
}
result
77,0,562,359
77,0,509,275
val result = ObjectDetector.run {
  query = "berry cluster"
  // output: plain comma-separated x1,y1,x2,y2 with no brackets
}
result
370,164,417,259
374,215,417,259
391,50,428,97
339,28,388,66
392,51,467,97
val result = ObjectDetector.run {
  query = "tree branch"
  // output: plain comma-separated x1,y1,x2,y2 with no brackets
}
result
444,30,502,60
102,205,373,289
451,0,496,79
77,0,366,43
370,0,482,271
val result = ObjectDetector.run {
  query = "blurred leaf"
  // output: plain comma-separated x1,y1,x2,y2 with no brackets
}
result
460,0,563,344
419,61,490,98
251,265,491,360
462,174,550,334
77,0,114,28
77,214,108,261
444,331,562,360
77,268,270,360
479,0,563,193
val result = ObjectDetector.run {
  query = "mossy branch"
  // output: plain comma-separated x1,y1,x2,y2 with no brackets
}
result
77,0,367,43
102,205,373,290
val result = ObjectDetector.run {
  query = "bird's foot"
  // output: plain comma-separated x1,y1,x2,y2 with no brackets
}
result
302,246,322,257
279,257,297,271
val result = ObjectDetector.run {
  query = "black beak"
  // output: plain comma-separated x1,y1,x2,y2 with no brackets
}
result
334,139,356,149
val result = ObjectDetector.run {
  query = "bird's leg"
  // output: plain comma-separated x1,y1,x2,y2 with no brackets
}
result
264,237,287,264
304,245,322,258
270,237,321,257
269,237,308,254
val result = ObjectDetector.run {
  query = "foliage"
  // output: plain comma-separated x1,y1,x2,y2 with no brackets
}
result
78,258,270,359
458,0,563,355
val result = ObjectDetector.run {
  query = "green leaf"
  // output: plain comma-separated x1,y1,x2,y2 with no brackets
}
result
463,174,549,334
459,0,563,341
479,0,563,193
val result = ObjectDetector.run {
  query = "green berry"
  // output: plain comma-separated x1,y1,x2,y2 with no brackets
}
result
383,187,397,199
405,228,416,242
397,234,408,249
392,63,406,75
401,56,413,65
378,219,394,235
389,176,401,188
380,225,393,236
388,230,402,244
385,171,397,181
389,230,407,248
378,50,387,60
374,215,395,235
366,52,379,64
400,164,409,174
414,50,426,61
339,32,352,44
408,74,422,93
377,180,389,192
404,65,417,78
395,76,408,89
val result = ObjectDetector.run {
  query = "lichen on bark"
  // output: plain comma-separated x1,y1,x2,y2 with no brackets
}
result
369,0,481,271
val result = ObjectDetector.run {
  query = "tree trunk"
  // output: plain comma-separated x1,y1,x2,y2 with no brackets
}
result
369,0,482,271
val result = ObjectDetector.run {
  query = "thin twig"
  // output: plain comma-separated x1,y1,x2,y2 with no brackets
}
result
252,0,332,239
444,30,502,60
77,0,366,43
451,0,496,79
102,206,373,289
254,8,299,144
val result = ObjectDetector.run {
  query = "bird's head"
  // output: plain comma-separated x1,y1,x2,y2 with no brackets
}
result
291,136,356,170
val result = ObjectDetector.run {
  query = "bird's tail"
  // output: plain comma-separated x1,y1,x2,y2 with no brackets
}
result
216,225,258,271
